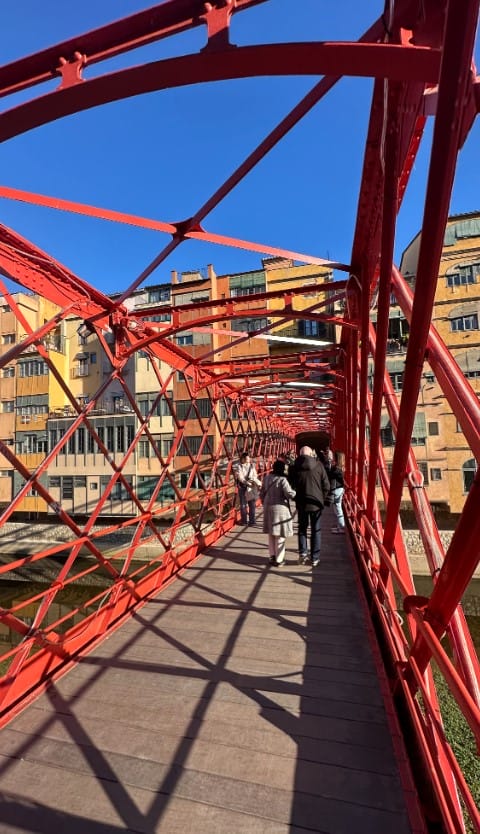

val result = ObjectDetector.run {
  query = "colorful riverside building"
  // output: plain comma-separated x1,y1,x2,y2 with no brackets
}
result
170,258,335,489
373,211,480,517
46,287,176,518
0,293,66,516
3,233,476,521
0,259,333,519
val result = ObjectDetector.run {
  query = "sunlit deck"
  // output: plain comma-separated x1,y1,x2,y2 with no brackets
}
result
0,513,422,833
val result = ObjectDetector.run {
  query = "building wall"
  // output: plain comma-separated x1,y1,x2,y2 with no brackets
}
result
395,212,480,514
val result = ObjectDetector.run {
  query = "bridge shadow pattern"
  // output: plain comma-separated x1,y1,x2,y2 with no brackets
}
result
0,511,419,833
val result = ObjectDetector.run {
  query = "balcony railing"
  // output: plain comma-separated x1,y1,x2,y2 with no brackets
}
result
71,366,89,378
386,339,408,354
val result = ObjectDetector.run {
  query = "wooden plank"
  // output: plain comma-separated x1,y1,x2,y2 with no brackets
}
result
0,519,419,833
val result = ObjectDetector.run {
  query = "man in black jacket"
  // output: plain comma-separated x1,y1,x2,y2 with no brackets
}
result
290,446,331,567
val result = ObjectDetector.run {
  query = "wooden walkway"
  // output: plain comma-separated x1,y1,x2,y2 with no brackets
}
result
0,514,423,833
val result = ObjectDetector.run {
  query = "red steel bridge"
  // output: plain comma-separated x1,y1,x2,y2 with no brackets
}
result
0,2,479,832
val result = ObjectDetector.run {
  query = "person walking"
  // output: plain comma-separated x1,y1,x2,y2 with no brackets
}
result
290,445,331,567
233,451,262,526
260,459,296,566
328,454,345,534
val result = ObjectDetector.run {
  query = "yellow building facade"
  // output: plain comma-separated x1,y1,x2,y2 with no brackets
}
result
392,212,480,515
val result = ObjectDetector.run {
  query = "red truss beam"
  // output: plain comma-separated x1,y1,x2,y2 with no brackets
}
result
0,186,346,271
0,5,478,828
0,0,268,99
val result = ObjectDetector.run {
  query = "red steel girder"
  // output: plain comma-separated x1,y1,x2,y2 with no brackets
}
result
0,0,268,98
0,185,346,271
383,0,480,555
0,43,441,144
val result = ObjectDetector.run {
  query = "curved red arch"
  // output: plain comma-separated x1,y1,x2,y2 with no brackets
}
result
0,42,440,142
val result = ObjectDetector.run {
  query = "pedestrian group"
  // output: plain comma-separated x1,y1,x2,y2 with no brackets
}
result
234,445,346,567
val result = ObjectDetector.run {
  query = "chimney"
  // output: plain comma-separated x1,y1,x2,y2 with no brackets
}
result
171,269,178,285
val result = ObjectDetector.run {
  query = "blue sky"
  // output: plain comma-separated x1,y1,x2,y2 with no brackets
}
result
1,1,479,296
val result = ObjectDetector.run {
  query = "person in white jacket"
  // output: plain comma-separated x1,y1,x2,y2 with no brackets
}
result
260,459,296,566
233,452,262,525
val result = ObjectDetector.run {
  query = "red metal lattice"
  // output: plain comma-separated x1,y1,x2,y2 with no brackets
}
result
0,2,479,831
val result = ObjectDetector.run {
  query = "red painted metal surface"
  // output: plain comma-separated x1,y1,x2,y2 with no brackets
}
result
0,2,479,832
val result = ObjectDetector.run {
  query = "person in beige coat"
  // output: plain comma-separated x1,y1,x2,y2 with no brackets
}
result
260,459,296,567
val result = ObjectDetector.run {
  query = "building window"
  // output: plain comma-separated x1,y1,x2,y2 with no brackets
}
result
179,471,208,489
389,372,404,392
176,400,192,420
61,477,73,500
431,468,442,481
137,476,157,501
3,334,15,344
462,459,477,493
59,428,66,453
146,313,170,323
175,397,212,420
230,285,265,297
451,313,479,332
147,288,170,304
116,425,125,452
73,358,89,377
229,271,265,295
411,413,427,446
19,360,48,377
77,428,85,454
380,425,395,447
68,434,75,455
160,393,173,417
178,436,203,456
100,475,111,495
2,366,14,378
428,422,439,436
231,318,268,332
158,482,175,504
139,440,150,458
161,435,173,458
446,263,478,287
2,401,14,413
176,334,193,346
299,319,326,338
90,353,97,363
418,462,429,485
107,426,114,452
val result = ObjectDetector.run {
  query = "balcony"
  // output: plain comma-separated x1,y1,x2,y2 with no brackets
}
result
44,335,66,354
386,338,408,355
71,366,90,378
